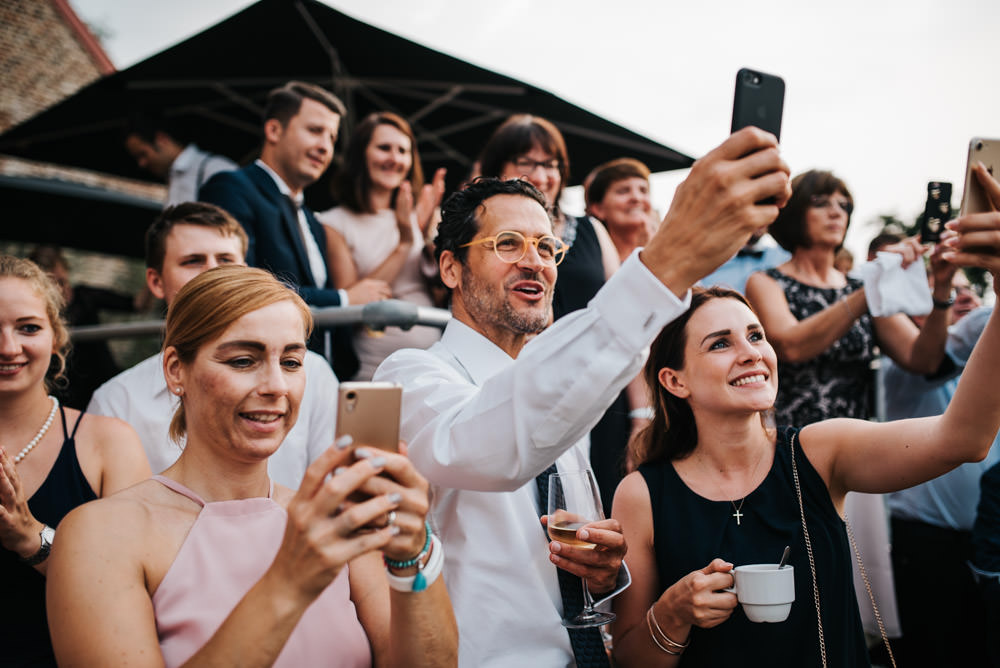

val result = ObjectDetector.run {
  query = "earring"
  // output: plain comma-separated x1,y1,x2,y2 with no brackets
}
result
174,387,183,395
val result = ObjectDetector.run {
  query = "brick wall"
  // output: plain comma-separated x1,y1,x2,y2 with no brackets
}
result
0,0,108,132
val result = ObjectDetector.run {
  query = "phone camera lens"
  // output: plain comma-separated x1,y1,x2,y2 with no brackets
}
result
346,391,356,401
752,74,761,85
977,141,984,151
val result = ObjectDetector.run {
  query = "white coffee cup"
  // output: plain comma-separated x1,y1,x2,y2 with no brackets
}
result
723,563,794,623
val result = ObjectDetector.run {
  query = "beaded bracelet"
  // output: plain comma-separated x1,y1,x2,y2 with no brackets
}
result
385,534,444,593
383,521,432,570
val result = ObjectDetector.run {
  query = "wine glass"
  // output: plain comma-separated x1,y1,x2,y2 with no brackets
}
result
547,469,616,628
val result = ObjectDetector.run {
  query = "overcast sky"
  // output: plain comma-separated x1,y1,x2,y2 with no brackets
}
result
71,0,1000,259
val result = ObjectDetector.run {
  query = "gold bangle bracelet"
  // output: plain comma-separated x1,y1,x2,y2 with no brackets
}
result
646,606,690,653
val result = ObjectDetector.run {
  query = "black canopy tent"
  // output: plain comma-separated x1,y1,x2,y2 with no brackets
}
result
0,0,692,208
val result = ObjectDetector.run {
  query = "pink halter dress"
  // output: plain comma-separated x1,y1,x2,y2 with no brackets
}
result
150,475,372,667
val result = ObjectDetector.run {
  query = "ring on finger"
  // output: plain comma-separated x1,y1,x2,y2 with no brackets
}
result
386,510,397,527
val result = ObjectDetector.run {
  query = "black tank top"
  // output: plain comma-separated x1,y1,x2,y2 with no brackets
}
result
1,406,97,667
552,214,605,319
638,427,869,667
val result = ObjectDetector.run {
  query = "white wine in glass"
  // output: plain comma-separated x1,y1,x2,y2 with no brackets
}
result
547,469,616,628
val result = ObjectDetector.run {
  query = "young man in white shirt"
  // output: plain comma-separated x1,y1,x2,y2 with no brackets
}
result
375,128,792,667
88,202,338,488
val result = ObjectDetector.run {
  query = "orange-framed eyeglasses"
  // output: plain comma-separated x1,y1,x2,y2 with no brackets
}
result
459,230,569,266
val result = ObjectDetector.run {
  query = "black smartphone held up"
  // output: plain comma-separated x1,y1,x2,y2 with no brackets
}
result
335,382,402,452
731,68,785,141
960,138,1000,217
920,181,952,243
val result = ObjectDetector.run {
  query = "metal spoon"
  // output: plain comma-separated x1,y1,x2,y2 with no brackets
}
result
778,545,791,569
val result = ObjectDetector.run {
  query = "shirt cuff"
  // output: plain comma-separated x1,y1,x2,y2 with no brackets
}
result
591,561,631,609
338,289,349,306
591,250,692,350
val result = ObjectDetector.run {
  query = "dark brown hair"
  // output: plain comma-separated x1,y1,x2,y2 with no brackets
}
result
770,169,853,252
478,114,569,212
263,81,346,128
631,286,765,467
334,111,425,214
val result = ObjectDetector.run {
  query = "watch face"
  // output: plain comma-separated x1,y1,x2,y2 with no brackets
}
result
40,525,55,548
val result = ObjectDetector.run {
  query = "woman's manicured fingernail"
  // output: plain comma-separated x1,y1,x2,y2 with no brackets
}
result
390,525,401,535
387,492,403,504
334,466,347,476
354,447,373,459
335,435,353,450
368,456,387,469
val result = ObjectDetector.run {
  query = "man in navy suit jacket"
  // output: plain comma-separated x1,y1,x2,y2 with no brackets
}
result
200,82,389,375
200,81,389,308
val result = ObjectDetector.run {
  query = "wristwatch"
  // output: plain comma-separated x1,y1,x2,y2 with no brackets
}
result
932,291,956,310
21,525,55,566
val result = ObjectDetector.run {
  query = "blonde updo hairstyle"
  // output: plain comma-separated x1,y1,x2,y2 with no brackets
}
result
0,255,70,390
163,266,313,443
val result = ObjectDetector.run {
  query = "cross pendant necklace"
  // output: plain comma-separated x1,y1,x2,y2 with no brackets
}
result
697,442,768,528
731,499,746,525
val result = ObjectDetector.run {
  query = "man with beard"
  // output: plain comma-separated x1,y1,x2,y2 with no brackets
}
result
374,126,791,668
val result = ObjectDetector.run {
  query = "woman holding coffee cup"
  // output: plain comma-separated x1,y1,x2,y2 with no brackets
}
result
610,164,1000,667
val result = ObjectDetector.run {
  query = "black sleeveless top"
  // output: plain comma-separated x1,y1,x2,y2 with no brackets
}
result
552,214,605,319
638,427,869,667
1,407,97,667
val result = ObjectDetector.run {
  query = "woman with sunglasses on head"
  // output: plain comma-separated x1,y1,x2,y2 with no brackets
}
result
479,115,629,514
46,266,457,668
744,169,957,426
318,112,447,380
0,256,150,667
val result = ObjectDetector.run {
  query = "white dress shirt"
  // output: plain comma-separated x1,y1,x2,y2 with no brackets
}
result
167,144,237,206
374,252,690,668
88,351,338,489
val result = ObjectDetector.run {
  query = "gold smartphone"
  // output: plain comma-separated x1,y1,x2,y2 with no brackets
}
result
959,137,1000,216
335,382,402,452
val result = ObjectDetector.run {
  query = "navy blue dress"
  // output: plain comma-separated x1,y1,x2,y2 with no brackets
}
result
1,407,97,667
638,427,869,667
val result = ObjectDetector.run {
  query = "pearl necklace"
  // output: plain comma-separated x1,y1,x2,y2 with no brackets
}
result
13,395,59,464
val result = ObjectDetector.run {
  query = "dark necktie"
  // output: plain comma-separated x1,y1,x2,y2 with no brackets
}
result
535,463,611,668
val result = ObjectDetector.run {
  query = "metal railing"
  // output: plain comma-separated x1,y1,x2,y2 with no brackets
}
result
69,299,452,342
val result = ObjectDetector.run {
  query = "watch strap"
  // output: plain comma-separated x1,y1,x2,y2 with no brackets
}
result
932,292,956,310
21,525,54,566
